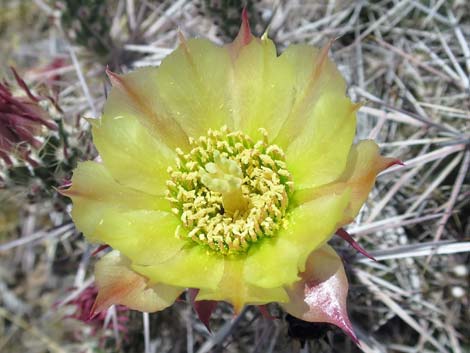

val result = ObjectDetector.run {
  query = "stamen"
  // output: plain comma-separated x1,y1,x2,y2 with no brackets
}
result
166,126,293,255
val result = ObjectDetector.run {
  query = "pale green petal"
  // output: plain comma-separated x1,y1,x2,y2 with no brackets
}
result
244,188,351,288
92,113,176,196
64,161,170,240
274,44,347,148
104,68,189,150
92,209,186,265
285,91,357,189
132,245,224,290
94,250,183,313
230,37,296,142
337,140,397,224
197,257,289,312
244,237,300,289
293,140,399,225
155,38,233,136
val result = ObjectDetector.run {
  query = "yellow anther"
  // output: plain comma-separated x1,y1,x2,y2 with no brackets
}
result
166,127,293,255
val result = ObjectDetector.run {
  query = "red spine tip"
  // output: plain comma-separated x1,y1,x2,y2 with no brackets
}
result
240,7,251,45
336,228,376,261
91,244,110,257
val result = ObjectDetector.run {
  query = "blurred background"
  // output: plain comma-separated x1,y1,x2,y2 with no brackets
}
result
0,0,469,352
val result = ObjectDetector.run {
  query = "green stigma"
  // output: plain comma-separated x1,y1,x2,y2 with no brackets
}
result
166,126,293,255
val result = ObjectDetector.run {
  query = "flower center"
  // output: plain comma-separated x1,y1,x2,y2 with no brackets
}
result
166,127,293,255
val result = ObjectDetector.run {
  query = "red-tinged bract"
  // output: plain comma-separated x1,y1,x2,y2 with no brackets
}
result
0,68,57,165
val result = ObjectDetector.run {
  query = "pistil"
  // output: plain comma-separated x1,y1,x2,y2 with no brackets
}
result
166,127,293,254
199,151,249,216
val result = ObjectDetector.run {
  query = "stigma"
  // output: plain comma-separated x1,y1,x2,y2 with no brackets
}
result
166,126,293,254
199,150,249,215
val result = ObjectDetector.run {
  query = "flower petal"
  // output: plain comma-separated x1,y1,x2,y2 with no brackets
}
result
244,188,351,288
105,68,189,150
132,245,224,291
62,161,170,239
274,43,348,148
91,113,176,196
230,37,296,142
92,209,186,265
197,257,289,313
284,91,357,189
92,250,183,314
339,140,400,224
281,245,357,343
154,38,234,137
294,140,400,225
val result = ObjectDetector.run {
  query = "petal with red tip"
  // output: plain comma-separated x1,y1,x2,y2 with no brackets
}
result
92,109,177,196
227,7,254,58
154,39,233,138
93,250,183,314
91,244,110,257
281,245,357,343
105,68,188,150
284,91,357,189
275,42,347,144
294,140,400,225
340,141,400,225
197,258,289,313
61,161,170,240
262,41,355,188
229,37,297,142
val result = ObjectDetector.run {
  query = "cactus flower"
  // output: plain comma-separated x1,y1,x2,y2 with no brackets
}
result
63,11,400,341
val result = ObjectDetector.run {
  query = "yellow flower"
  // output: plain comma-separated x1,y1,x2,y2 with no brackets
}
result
63,11,399,340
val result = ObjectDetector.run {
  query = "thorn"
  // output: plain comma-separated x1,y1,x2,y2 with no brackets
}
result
92,244,110,257
58,179,72,189
241,8,250,35
258,305,276,320
336,228,376,261
177,30,193,64
105,66,123,88
381,158,405,172
177,30,187,45
343,322,360,345
84,116,99,128
88,301,99,321
10,66,39,102
187,288,198,303
318,39,334,64
187,289,217,332
332,34,343,43
310,39,334,83
239,7,252,46
55,185,72,197
350,101,365,113
387,159,405,168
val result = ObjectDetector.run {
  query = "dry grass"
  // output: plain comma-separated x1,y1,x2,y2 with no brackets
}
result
0,1,469,352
